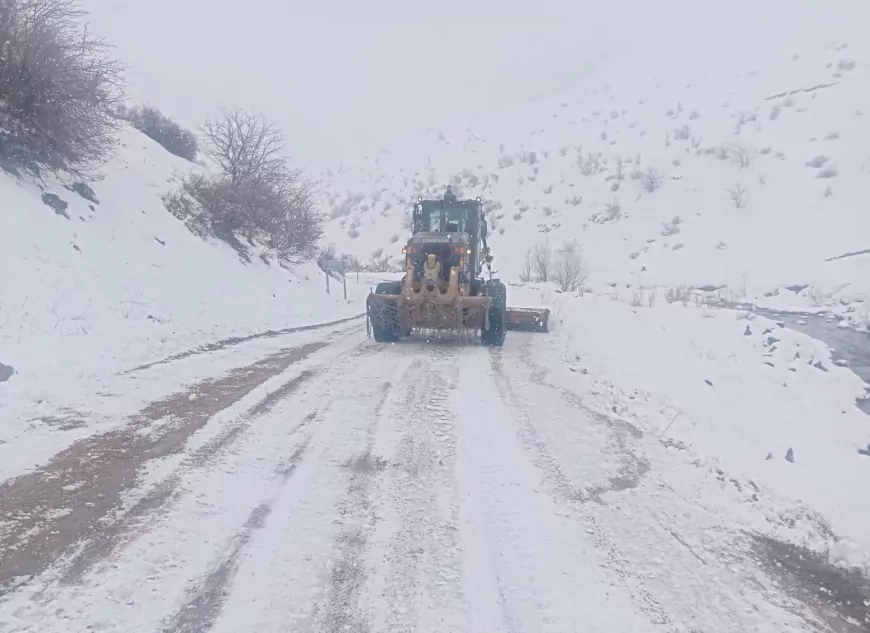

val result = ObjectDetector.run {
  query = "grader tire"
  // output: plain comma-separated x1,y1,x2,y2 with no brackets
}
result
481,281,507,347
368,283,402,343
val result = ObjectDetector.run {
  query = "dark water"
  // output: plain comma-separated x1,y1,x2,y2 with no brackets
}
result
751,307,870,415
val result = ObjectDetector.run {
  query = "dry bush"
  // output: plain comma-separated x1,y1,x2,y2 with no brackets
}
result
519,249,532,282
553,241,587,292
641,167,663,192
532,240,552,282
0,0,125,174
167,109,322,263
728,183,749,208
119,104,198,161
730,145,757,168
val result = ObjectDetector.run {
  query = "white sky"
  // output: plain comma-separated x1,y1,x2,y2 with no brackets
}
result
80,0,864,168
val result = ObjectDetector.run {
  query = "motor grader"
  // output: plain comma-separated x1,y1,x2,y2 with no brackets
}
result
365,187,549,345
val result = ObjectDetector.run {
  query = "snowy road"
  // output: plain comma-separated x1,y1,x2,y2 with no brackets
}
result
0,322,850,632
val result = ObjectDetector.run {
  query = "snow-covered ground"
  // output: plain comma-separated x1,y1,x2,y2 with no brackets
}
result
2,3,870,631
1,312,867,632
318,16,870,328
0,124,367,479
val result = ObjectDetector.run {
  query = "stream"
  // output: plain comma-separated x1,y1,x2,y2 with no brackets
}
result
751,307,870,414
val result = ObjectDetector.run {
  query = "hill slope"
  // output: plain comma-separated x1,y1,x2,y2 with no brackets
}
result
318,26,870,324
1,124,360,454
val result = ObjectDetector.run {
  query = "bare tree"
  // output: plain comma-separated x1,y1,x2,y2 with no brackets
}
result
519,249,532,282
532,240,552,282
202,109,285,187
553,241,587,292
194,109,323,263
0,0,126,174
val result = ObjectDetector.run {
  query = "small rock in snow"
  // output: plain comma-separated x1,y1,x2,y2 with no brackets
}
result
188,394,198,402
744,325,752,336
834,359,849,367
785,448,795,463
704,379,713,387
766,452,774,460
0,363,14,383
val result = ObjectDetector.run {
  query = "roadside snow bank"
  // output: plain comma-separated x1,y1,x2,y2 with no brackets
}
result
0,125,366,461
511,284,870,569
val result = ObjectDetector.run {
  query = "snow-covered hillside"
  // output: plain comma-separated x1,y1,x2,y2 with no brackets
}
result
319,30,870,326
0,124,362,469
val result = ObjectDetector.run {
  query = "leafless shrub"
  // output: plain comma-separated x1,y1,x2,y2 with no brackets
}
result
823,185,833,198
630,290,644,307
565,195,583,206
592,199,621,224
689,109,700,120
170,109,322,263
0,0,126,174
553,241,587,292
714,144,730,160
532,240,552,282
665,284,692,305
808,284,830,307
519,249,532,282
661,215,682,236
498,153,515,168
727,183,749,208
837,59,856,71
825,131,840,140
119,104,198,161
578,151,602,175
641,167,663,192
816,166,839,179
730,145,757,168
673,125,691,140
806,155,828,168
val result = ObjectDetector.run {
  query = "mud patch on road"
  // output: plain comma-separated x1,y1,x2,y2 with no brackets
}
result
58,370,319,585
752,534,870,632
162,441,311,633
0,342,325,593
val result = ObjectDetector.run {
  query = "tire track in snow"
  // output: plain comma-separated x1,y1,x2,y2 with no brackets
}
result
516,336,652,499
316,379,396,633
161,440,312,633
487,345,672,627
369,345,470,633
452,348,665,632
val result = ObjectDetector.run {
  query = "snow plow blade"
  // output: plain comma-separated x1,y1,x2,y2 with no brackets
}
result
505,307,550,332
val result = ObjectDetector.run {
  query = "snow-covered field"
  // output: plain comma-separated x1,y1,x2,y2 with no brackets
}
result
319,18,870,329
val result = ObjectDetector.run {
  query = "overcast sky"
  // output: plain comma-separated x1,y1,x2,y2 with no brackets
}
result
80,0,864,168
